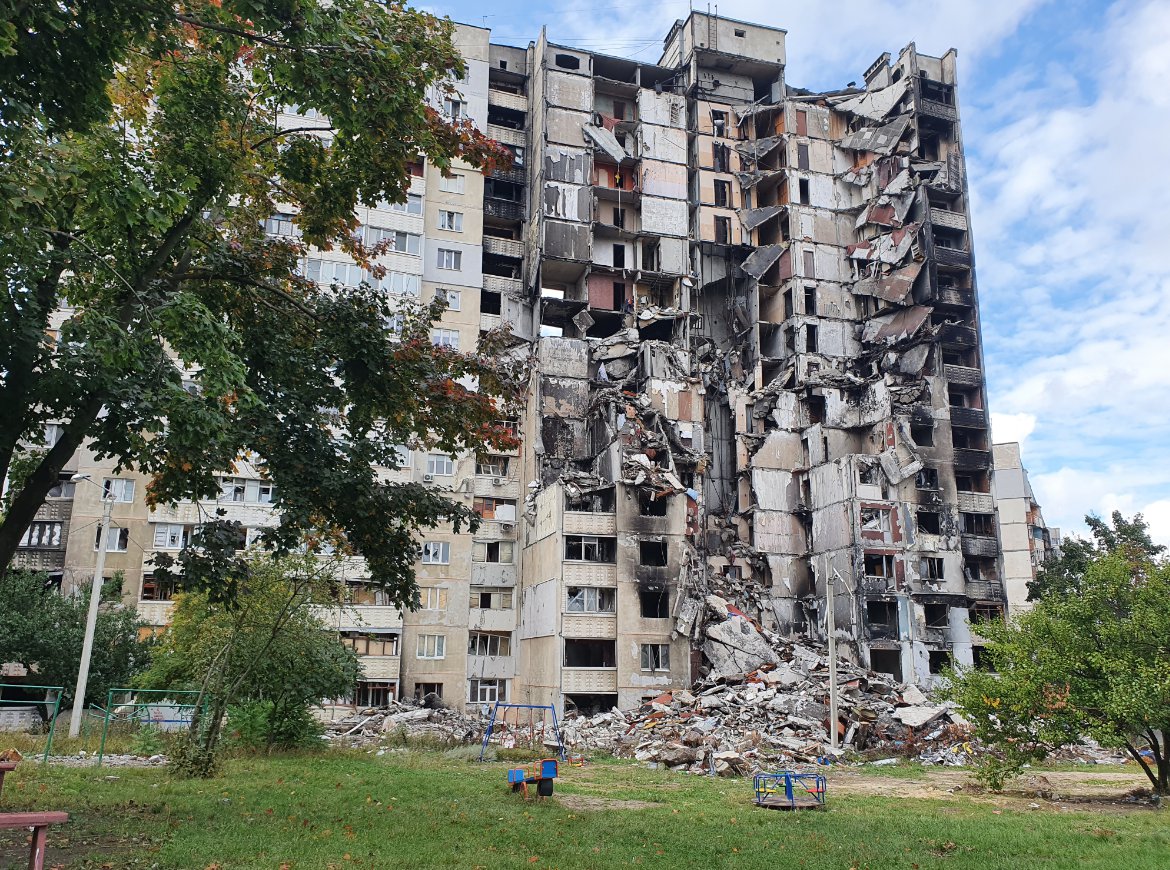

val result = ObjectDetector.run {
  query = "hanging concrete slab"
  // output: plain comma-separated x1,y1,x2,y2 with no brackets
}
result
839,115,911,156
853,260,923,304
582,123,629,163
739,206,786,231
740,244,786,279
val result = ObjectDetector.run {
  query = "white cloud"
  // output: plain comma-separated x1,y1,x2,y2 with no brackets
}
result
1030,466,1170,548
991,412,1036,448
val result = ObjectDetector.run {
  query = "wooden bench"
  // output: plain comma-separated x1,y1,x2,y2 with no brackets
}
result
0,761,17,802
0,812,70,870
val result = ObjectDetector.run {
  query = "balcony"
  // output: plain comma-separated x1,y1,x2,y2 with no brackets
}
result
471,562,517,586
358,656,401,680
961,534,999,558
486,124,525,147
467,655,516,680
312,604,403,631
563,561,617,586
944,364,982,388
949,406,987,428
561,613,618,640
934,246,971,268
488,88,528,113
483,274,523,295
934,287,974,308
469,607,517,632
563,510,617,536
473,475,520,499
483,236,524,259
136,600,175,626
489,165,527,185
562,667,618,693
484,198,524,221
860,576,896,595
917,96,959,122
930,207,967,231
965,579,1005,601
939,323,978,348
954,448,992,471
957,491,995,513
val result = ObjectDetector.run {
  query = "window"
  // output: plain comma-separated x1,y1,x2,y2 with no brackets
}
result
612,244,625,268
564,639,616,667
481,289,502,315
870,649,902,680
438,174,465,194
566,586,616,613
564,535,616,562
638,540,667,566
713,179,731,207
734,27,746,37
47,473,76,498
712,142,730,172
797,142,810,170
924,603,949,628
638,492,669,517
710,110,727,136
420,541,450,564
152,523,193,550
140,575,177,602
438,210,463,232
476,455,509,476
469,678,506,704
443,98,466,120
415,682,443,701
640,643,670,672
970,602,1004,625
433,288,461,312
473,497,516,521
419,587,448,610
798,178,810,204
860,508,891,534
345,581,391,606
714,216,731,244
416,634,446,659
265,212,300,237
217,477,276,504
468,632,511,657
95,526,130,552
43,423,64,447
471,587,513,610
392,445,412,467
342,633,400,657
803,287,817,315
431,328,460,349
356,680,397,706
805,324,818,353
612,207,626,228
911,422,934,447
472,540,514,563
803,249,815,278
436,248,462,270
103,478,135,502
962,513,995,536
928,650,952,674
639,584,669,618
384,194,423,215
18,521,62,548
864,553,895,578
381,272,422,297
554,53,580,70
427,454,454,476
866,600,898,628
920,556,944,580
305,257,365,288
917,511,941,535
365,227,421,255
916,468,940,490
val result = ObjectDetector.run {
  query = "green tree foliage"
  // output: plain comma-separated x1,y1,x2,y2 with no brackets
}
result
942,552,1170,795
1028,510,1165,600
0,570,148,707
0,1,518,608
137,554,359,772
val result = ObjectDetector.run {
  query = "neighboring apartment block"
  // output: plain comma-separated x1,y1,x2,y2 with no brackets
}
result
992,442,1059,613
11,12,1021,714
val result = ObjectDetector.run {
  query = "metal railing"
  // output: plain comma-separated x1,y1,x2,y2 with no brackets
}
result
0,684,63,762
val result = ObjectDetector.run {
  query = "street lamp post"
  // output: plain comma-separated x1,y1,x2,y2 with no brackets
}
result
68,476,116,739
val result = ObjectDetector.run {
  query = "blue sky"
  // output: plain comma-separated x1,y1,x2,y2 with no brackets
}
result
434,0,1170,546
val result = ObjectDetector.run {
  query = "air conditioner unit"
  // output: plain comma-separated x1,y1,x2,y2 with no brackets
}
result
423,473,434,482
492,477,505,486
499,522,515,533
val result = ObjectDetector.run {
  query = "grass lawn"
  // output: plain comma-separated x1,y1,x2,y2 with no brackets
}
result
0,750,1164,869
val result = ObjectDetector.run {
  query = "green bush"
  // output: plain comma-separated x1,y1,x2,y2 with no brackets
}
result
226,700,324,752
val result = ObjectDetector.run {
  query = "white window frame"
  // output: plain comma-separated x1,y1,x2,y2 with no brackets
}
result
640,643,670,672
426,454,454,476
416,634,446,659
436,248,462,271
475,455,508,476
468,632,511,657
438,174,465,194
392,445,412,468
365,226,421,256
95,526,130,552
384,193,423,215
19,521,62,548
437,288,461,311
102,478,135,503
469,678,506,704
472,540,514,564
443,98,466,120
420,541,450,564
566,586,616,614
152,523,192,550
438,210,464,232
470,587,514,610
431,328,459,349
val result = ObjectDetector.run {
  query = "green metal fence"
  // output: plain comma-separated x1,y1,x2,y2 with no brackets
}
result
0,683,63,762
96,688,204,766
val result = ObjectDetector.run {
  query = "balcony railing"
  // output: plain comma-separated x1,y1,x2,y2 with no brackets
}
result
934,246,971,268
954,448,992,470
563,511,617,536
918,96,959,122
965,579,1005,601
934,287,974,308
489,166,527,185
961,534,999,557
944,364,982,387
486,124,525,146
939,323,978,347
483,236,524,259
957,491,994,513
487,88,528,113
949,406,987,428
483,274,522,295
562,667,618,693
930,207,968,231
484,198,523,221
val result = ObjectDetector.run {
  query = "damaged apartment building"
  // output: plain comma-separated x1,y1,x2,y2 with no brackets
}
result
10,12,1011,715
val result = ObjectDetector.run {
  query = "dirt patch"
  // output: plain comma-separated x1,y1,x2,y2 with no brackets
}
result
556,794,660,811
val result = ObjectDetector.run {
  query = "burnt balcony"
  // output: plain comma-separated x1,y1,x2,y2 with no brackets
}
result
917,96,959,123
934,246,971,268
944,364,982,388
961,534,999,558
489,166,527,185
485,198,523,221
953,448,992,471
949,406,987,428
484,274,523,295
939,323,978,348
965,579,1005,601
486,124,525,147
930,207,968,232
932,285,974,309
957,491,994,513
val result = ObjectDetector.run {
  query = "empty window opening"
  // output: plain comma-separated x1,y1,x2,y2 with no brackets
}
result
956,472,990,493
343,633,399,657
928,649,952,674
806,395,825,425
917,511,941,535
712,142,730,172
565,693,617,716
641,240,661,271
468,632,511,657
414,683,443,703
356,680,397,707
472,587,513,610
866,599,898,628
565,487,615,512
798,178,810,204
803,287,817,315
869,649,902,681
714,215,731,244
639,583,670,618
714,179,731,207
140,575,177,602
554,53,581,70
612,207,626,228
911,422,934,446
564,639,616,668
640,643,670,671
804,324,818,353
961,512,995,535
710,110,727,137
864,553,895,578
916,468,940,490
481,290,502,315
969,602,1004,625
564,535,617,562
860,508,891,535
472,540,514,563
639,540,668,566
734,28,746,37
612,99,626,120
783,289,794,319
612,244,625,268
567,586,616,613
638,492,670,516
971,645,992,671
924,603,949,628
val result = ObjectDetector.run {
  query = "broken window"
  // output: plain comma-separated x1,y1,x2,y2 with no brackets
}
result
928,650,952,674
911,422,935,447
639,540,668,566
638,492,670,517
917,512,941,536
860,508,891,534
612,282,627,309
612,244,625,268
967,557,998,582
798,178,810,204
804,324,818,353
869,649,902,681
961,513,995,536
916,468,940,490
864,553,895,578
924,603,949,629
564,535,617,562
47,473,76,498
921,556,945,580
971,646,992,671
564,639,616,668
639,583,669,618
713,142,730,172
714,179,731,207
345,581,392,607
566,586,616,613
481,290,502,315
955,472,990,493
612,207,626,228
103,478,136,502
554,53,580,70
803,287,817,315
710,110,727,137
468,632,511,657
612,99,626,120
476,455,510,477
783,289,794,319
797,142,810,170
95,526,129,552
415,683,443,701
418,587,447,610
805,395,825,425
342,633,399,657
469,678,506,704
565,488,615,512
471,587,513,610
473,497,517,520
421,541,450,564
19,521,63,548
639,643,670,672
714,215,731,244
865,599,898,632
416,634,446,659
140,575,177,602
356,680,397,706
969,602,1004,625
472,540,514,563
641,240,660,271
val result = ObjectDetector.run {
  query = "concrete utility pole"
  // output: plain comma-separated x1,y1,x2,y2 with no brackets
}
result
827,568,842,749
69,481,115,739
